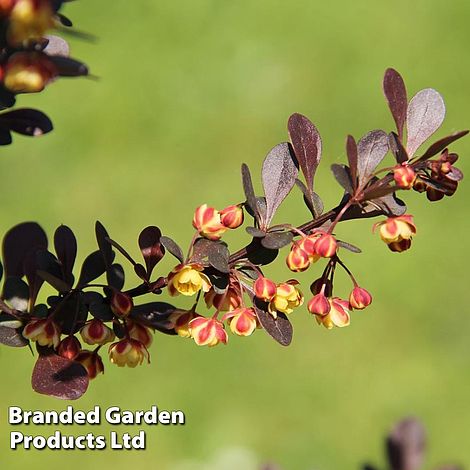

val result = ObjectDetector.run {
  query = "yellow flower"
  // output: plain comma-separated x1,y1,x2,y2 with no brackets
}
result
7,0,54,46
22,319,60,348
268,283,303,318
167,264,211,297
108,339,150,368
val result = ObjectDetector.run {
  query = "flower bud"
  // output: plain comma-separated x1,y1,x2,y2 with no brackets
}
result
57,335,81,361
349,286,372,310
268,282,303,318
413,177,428,193
168,310,199,338
22,318,60,349
75,350,104,379
111,291,134,317
286,244,310,272
298,234,321,261
168,263,212,297
4,52,56,93
314,233,337,258
393,165,416,189
307,293,331,316
7,0,54,45
127,320,153,348
109,339,150,368
223,308,258,337
253,276,276,301
205,286,242,312
192,204,227,240
219,204,244,229
80,319,115,346
188,317,228,347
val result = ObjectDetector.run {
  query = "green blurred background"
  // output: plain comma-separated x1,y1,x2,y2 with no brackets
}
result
1,0,470,468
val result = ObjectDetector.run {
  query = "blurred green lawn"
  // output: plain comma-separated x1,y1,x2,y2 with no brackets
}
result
1,0,470,469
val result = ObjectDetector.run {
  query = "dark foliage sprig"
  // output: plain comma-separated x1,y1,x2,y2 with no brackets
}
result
0,67,466,399
0,0,89,144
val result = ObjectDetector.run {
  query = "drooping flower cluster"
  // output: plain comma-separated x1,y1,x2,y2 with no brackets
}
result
0,68,466,399
0,0,89,143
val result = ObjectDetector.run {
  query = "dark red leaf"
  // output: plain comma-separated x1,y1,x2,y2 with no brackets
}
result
383,68,408,140
160,236,184,263
262,143,298,227
288,113,322,192
357,130,389,188
406,88,445,157
418,130,469,161
54,225,77,284
0,108,53,137
95,221,113,267
346,135,359,189
77,251,106,287
331,164,354,195
0,326,28,347
254,301,292,346
2,222,48,278
49,56,88,77
32,352,89,400
388,132,409,164
241,163,260,223
261,232,293,250
386,417,426,470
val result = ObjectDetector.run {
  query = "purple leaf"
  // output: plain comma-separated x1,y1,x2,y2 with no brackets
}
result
406,88,446,158
288,113,322,191
262,143,298,227
77,251,106,287
32,352,89,400
346,135,358,189
0,108,53,137
331,164,354,195
95,221,113,268
261,232,293,250
255,301,292,346
418,130,469,161
54,225,77,285
2,222,48,278
383,68,408,140
386,417,426,470
138,226,165,278
389,132,409,164
0,326,28,348
241,163,260,223
357,130,389,188
160,236,184,263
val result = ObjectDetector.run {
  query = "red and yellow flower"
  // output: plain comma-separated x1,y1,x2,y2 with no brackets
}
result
192,204,227,240
167,263,212,297
315,298,351,329
220,204,244,229
349,286,372,310
168,309,200,338
307,293,331,316
205,286,242,312
253,276,277,301
127,320,153,348
286,244,310,272
80,319,115,346
7,0,55,46
188,316,228,347
22,318,60,348
3,52,57,93
108,339,150,368
223,307,258,337
268,282,303,318
394,165,416,189
314,232,338,258
57,335,81,361
110,290,134,317
75,350,104,379
373,215,417,253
